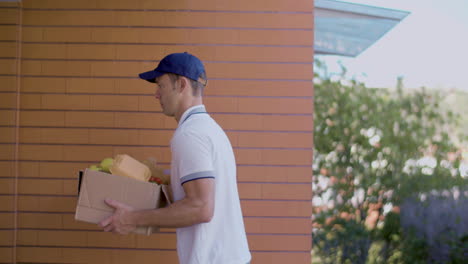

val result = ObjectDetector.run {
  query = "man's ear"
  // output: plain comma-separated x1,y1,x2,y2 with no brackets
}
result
178,76,189,92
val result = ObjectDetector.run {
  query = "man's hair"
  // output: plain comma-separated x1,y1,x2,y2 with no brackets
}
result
167,72,206,96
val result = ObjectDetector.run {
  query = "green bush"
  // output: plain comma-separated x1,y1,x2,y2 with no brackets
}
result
312,59,467,263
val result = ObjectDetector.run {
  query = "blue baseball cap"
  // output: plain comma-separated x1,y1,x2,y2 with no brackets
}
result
139,52,207,85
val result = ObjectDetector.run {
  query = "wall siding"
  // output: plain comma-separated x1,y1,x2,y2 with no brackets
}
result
0,0,314,263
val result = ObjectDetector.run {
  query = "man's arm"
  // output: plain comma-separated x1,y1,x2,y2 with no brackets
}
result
99,178,215,234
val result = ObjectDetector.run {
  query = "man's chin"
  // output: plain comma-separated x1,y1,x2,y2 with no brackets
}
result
161,109,173,117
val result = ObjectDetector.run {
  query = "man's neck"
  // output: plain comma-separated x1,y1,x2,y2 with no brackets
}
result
175,98,203,123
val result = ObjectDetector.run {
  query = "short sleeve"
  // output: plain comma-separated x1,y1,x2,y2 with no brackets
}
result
171,130,215,185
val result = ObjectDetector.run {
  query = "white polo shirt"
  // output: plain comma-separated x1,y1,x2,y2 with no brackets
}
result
170,105,251,264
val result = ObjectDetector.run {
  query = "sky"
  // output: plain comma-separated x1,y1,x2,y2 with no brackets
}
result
316,0,468,91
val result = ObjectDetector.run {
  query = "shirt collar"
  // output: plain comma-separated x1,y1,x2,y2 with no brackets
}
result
178,105,207,127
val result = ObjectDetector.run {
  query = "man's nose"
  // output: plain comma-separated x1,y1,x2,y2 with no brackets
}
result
155,91,161,99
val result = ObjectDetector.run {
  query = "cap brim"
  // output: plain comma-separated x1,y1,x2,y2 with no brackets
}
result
139,70,165,83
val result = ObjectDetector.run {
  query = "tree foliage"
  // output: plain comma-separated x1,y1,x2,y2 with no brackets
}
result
312,59,467,263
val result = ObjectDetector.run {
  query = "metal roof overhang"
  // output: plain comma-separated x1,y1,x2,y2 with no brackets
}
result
315,0,410,57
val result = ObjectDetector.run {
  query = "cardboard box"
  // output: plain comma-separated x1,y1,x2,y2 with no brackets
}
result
75,169,170,235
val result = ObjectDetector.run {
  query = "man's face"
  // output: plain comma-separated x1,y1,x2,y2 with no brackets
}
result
155,74,180,117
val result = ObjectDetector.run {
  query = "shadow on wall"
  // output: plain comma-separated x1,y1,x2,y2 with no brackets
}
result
400,188,468,263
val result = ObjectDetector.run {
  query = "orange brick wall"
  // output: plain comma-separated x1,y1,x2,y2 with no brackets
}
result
0,0,314,263
0,1,20,262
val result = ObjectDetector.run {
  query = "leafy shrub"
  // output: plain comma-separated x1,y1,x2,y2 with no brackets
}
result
312,59,467,263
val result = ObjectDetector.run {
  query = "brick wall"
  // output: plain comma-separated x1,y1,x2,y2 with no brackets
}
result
0,0,314,263
0,0,20,262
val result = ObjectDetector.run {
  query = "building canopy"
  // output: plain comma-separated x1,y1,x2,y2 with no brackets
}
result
315,0,409,57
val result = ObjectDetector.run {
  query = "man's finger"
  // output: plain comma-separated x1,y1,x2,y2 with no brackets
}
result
99,215,112,228
104,198,119,208
105,198,132,211
104,224,114,232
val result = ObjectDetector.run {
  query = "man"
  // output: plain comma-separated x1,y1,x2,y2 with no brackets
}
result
99,52,251,264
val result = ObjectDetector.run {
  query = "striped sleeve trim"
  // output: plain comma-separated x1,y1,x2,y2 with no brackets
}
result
181,171,215,185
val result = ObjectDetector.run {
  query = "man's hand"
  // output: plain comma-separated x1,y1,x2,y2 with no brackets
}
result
99,199,136,235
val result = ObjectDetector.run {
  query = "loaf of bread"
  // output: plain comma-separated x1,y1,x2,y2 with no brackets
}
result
110,154,151,182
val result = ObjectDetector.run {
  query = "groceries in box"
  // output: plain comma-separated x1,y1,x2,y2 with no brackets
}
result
75,154,171,235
